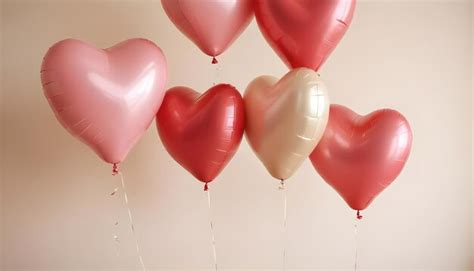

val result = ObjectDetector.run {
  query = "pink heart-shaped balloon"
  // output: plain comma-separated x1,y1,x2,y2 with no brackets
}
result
161,0,253,61
310,104,413,211
255,0,356,71
41,39,167,164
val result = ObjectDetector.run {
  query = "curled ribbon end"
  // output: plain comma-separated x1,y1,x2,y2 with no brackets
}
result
356,210,363,220
211,57,218,64
112,163,119,176
204,182,209,191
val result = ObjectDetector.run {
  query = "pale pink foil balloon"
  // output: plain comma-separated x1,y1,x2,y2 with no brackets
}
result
41,39,167,164
161,0,253,61
255,0,356,71
310,104,413,211
245,68,330,181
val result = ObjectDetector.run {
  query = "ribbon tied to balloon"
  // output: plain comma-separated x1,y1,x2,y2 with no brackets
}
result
245,68,329,181
41,38,167,165
156,84,245,189
255,0,356,71
310,104,413,213
161,0,254,63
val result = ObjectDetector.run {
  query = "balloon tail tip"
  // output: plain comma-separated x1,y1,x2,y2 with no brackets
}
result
204,182,209,191
211,57,218,64
356,210,363,220
112,163,119,176
279,179,285,190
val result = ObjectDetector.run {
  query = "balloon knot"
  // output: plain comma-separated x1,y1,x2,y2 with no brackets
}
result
204,182,209,191
278,179,285,190
356,210,363,220
211,57,218,64
112,163,119,176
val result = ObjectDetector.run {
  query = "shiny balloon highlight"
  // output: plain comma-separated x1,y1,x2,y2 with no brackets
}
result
245,68,330,181
41,39,167,164
255,0,356,71
310,104,413,211
161,0,254,63
156,84,245,185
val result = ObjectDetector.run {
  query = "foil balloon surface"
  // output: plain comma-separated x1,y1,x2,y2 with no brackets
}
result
156,84,245,184
255,0,356,71
245,68,330,181
310,104,413,211
41,39,167,164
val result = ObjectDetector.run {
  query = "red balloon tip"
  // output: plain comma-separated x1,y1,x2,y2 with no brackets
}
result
112,163,119,176
204,183,209,191
356,210,363,220
211,57,218,64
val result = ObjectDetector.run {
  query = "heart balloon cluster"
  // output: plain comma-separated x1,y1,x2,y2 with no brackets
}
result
41,0,413,215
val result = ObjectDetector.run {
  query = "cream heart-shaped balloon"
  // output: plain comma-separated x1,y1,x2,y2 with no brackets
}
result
244,68,330,181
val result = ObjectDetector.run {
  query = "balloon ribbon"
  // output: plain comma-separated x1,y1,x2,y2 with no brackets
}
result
212,60,221,86
112,165,146,271
110,186,120,256
206,187,218,271
353,215,360,271
279,180,287,271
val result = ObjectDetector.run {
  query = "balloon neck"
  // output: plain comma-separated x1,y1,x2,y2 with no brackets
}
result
356,210,363,220
204,182,209,191
279,179,285,190
211,57,218,64
112,163,119,176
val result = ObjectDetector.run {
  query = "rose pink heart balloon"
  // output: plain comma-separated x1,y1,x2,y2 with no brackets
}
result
161,0,253,63
156,84,245,187
310,104,413,212
41,39,167,164
255,0,356,71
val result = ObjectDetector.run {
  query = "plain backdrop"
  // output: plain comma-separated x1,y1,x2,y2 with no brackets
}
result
1,0,473,270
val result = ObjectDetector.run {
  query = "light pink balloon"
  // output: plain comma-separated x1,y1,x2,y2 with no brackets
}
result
41,39,167,164
161,0,254,62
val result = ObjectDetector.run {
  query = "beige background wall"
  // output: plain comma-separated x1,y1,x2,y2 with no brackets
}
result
1,0,473,270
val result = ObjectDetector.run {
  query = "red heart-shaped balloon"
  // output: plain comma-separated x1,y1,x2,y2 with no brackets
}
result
156,84,245,184
255,0,356,71
310,104,413,211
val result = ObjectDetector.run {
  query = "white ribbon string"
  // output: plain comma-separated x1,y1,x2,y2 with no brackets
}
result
212,62,221,86
110,187,120,256
354,217,359,271
279,180,287,271
206,189,218,271
117,172,146,271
